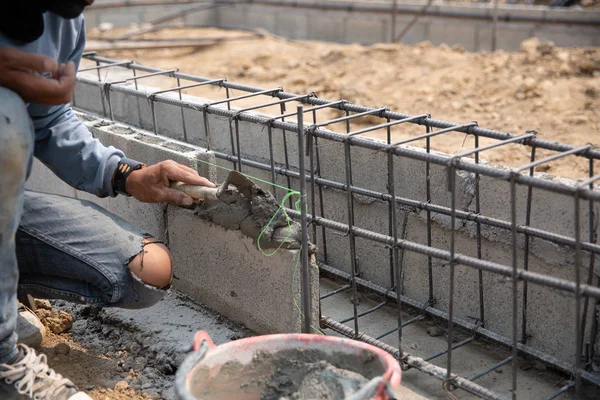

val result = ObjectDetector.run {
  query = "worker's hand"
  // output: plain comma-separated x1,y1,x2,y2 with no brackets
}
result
126,160,216,206
0,46,76,105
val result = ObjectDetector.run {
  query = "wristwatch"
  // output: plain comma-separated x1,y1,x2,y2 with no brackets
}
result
112,158,145,196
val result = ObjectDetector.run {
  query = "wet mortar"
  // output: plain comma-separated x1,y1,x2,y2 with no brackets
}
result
195,171,313,252
190,349,378,400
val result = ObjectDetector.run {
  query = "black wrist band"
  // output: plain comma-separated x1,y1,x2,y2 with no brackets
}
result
112,158,145,196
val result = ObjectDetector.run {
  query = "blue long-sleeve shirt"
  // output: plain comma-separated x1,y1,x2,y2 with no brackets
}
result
0,12,123,197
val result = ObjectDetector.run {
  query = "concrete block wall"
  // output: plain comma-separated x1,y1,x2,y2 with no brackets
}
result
25,112,320,335
70,76,600,364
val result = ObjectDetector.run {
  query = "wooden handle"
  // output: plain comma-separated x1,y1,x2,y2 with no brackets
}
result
170,182,219,202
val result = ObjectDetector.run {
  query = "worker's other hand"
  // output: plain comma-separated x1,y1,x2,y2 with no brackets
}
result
126,160,216,206
0,46,76,105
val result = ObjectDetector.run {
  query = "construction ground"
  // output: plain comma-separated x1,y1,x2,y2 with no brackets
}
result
26,3,600,400
87,26,600,179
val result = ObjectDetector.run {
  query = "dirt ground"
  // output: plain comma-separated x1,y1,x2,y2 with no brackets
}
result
85,26,600,180
35,293,249,400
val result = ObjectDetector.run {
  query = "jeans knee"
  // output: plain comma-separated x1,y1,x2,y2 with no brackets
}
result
0,88,33,181
128,240,173,289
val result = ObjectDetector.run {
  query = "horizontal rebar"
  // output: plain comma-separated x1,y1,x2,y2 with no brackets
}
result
321,316,504,400
206,149,600,254
109,68,178,85
290,210,600,299
389,121,477,148
150,78,226,95
318,263,600,387
348,114,428,137
81,54,600,163
450,132,536,161
313,106,388,128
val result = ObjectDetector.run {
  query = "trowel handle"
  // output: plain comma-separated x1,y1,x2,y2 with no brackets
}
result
170,181,219,202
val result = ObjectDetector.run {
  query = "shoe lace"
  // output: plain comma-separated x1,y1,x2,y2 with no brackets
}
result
0,344,74,399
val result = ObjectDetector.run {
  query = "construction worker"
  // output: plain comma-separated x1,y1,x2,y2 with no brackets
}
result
0,2,215,399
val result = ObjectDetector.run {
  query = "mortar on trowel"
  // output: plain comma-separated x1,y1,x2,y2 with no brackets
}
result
170,170,304,251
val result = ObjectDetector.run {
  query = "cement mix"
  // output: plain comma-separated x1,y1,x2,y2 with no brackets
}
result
190,349,372,400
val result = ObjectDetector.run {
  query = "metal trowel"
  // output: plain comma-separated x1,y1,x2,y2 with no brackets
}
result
169,170,256,203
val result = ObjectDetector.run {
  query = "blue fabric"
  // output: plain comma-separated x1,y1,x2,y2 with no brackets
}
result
0,12,124,198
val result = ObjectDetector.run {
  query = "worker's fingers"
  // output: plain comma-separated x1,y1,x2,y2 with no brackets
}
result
158,187,194,206
1,46,59,74
1,65,76,105
160,161,215,188
176,163,200,176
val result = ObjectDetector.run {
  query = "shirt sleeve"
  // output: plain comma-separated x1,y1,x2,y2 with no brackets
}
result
29,18,124,198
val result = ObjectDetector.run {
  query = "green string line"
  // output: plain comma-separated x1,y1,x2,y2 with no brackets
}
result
195,157,323,334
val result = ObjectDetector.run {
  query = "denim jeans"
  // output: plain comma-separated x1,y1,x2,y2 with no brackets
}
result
0,87,168,364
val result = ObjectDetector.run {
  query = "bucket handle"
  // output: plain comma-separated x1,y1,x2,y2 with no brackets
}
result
193,331,216,352
175,331,216,400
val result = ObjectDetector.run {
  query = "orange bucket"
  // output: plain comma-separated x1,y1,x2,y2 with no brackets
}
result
175,331,402,400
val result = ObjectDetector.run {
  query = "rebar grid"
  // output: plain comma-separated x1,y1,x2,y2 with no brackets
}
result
75,54,600,399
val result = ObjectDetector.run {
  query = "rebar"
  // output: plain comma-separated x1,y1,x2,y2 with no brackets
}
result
75,54,600,399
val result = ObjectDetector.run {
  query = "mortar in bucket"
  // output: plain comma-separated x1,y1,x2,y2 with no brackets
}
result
175,331,402,400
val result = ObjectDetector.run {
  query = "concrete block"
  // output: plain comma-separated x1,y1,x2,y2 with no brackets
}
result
167,206,320,334
73,79,106,116
25,159,77,198
77,190,167,241
72,113,218,240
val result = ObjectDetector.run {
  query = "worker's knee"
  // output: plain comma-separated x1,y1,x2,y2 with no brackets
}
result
128,239,173,290
119,239,173,310
0,87,34,182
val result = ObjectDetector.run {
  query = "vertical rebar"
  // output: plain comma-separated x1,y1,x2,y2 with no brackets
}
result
388,133,403,359
267,124,277,199
344,113,360,338
309,123,318,245
280,103,294,208
581,160,597,364
234,118,243,172
574,192,583,395
176,76,188,142
426,126,434,305
297,105,312,334
475,134,485,325
313,110,329,263
202,108,211,151
510,176,519,400
446,165,457,382
225,86,236,170
387,119,396,287
96,59,108,117
522,146,536,344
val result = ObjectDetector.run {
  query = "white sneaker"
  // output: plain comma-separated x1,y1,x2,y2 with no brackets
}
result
0,344,92,399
